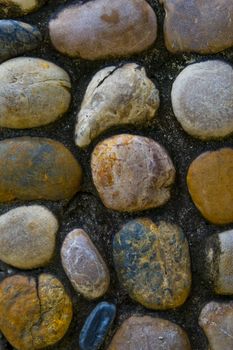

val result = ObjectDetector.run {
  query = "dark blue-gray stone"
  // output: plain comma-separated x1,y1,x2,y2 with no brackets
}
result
0,20,41,62
79,302,116,350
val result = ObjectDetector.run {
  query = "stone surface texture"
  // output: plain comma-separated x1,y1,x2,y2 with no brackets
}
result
61,229,110,299
0,57,71,128
108,316,191,350
0,137,82,202
187,148,233,225
49,0,157,60
75,63,160,148
113,218,191,310
172,60,233,140
91,134,175,212
161,0,233,54
199,301,233,350
0,0,47,17
0,205,58,269
0,274,73,350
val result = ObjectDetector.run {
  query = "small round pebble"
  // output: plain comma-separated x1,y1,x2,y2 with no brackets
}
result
108,316,191,350
113,218,191,310
49,0,157,60
172,60,233,139
61,229,110,299
0,274,73,350
75,63,159,148
187,148,233,225
0,205,58,269
0,57,71,128
0,0,47,17
91,134,175,212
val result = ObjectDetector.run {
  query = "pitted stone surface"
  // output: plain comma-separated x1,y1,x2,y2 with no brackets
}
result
0,0,47,18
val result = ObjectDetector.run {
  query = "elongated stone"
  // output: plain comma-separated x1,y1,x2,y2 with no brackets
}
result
79,302,116,350
61,229,110,299
75,64,160,148
0,205,58,269
0,57,71,128
0,137,82,202
113,219,191,310
49,0,157,60
0,0,47,18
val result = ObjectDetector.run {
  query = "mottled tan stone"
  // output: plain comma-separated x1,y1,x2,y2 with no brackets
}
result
108,316,191,350
49,0,157,60
161,0,233,54
187,148,233,225
91,134,175,212
0,274,73,350
0,0,47,18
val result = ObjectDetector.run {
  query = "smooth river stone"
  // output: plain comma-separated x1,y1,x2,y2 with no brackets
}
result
113,218,191,310
0,57,71,128
61,229,110,299
172,61,233,140
199,301,233,350
0,205,58,269
187,148,233,225
49,0,157,60
0,0,47,18
91,134,175,212
0,274,73,350
79,302,116,350
0,20,41,62
75,63,160,148
160,0,233,54
108,316,191,350
0,137,82,202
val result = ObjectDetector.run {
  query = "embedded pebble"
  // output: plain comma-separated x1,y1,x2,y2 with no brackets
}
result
0,274,73,350
0,57,71,128
79,302,116,350
160,0,233,54
172,61,233,139
0,205,58,269
187,148,233,225
0,0,47,17
91,134,175,212
108,316,191,350
61,229,110,299
113,218,191,310
75,63,160,148
0,137,82,202
0,20,41,62
49,0,157,60
199,301,233,350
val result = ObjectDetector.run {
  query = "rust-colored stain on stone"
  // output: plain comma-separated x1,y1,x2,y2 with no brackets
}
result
101,10,120,24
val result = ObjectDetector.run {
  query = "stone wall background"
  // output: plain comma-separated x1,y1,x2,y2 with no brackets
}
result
0,0,233,349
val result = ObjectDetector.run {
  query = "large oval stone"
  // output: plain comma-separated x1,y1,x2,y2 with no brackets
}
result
0,274,73,350
160,0,233,54
49,0,157,60
187,148,233,225
0,57,71,128
61,229,110,299
113,218,191,310
75,63,160,148
0,0,47,18
0,205,58,269
108,316,191,350
0,137,82,202
0,20,41,62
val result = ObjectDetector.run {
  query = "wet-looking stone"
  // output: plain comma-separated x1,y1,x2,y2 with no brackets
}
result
0,0,47,18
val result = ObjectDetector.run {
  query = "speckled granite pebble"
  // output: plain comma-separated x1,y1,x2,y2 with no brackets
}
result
79,302,116,350
0,0,47,18
161,0,233,54
108,316,191,350
0,205,58,269
0,137,82,202
75,63,159,148
172,61,233,139
0,57,71,128
0,274,73,350
113,218,191,310
91,134,175,212
61,229,110,299
49,0,157,60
